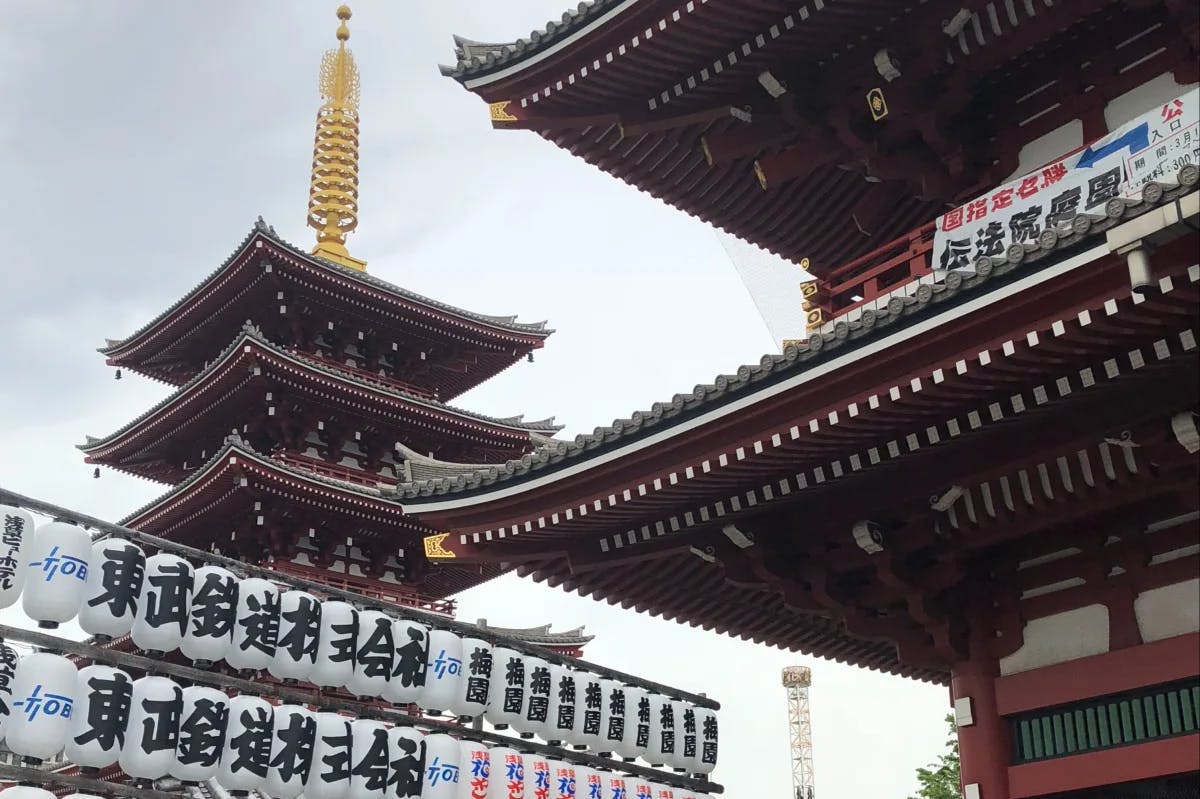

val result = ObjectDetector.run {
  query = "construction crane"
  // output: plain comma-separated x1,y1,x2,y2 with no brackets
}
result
782,665,816,799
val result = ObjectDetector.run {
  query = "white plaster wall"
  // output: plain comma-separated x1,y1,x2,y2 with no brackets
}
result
1135,578,1200,643
999,604,1110,676
1105,73,1199,131
1004,120,1083,181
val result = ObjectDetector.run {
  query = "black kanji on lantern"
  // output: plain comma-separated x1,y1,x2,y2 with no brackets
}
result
388,735,425,799
1085,166,1122,209
319,720,353,784
229,705,273,778
465,646,492,706
87,543,144,619
701,715,719,765
176,696,228,767
143,561,192,634
140,684,184,754
73,670,133,751
188,571,237,640
350,726,390,792
556,675,576,729
355,617,394,678
682,708,697,758
237,590,280,655
582,682,602,735
502,657,525,714
327,613,359,666
636,696,651,747
391,626,427,688
270,712,316,783
277,595,321,663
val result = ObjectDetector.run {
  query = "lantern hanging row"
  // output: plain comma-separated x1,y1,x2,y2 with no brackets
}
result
0,520,718,769
0,651,715,799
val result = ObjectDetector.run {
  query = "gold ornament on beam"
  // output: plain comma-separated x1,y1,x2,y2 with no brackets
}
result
307,4,368,271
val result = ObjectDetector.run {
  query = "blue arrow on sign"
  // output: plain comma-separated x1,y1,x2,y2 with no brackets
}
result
1076,122,1150,169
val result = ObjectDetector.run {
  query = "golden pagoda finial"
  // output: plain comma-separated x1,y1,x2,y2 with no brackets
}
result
307,4,367,271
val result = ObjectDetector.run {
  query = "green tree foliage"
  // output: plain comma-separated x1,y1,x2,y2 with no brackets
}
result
910,714,961,799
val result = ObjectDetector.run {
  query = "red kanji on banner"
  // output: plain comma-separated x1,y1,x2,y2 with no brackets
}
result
941,206,964,232
991,187,1015,211
1041,162,1068,187
1017,175,1040,199
966,198,988,222
1162,99,1183,122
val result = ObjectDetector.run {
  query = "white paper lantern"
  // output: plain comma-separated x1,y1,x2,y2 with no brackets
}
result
262,704,316,799
304,712,354,799
0,788,55,799
22,521,90,628
615,687,649,761
7,652,76,761
574,672,606,749
485,746,522,799
693,708,718,774
65,665,134,769
310,601,358,688
346,718,389,799
550,760,577,799
458,742,490,799
268,589,321,682
0,642,18,743
0,506,35,610
512,655,553,738
227,577,279,672
679,705,699,774
575,766,603,799
422,629,463,714
130,553,194,655
602,771,627,799
347,609,393,698
422,733,463,799
599,680,627,753
661,700,691,771
484,647,526,729
120,675,183,780
61,794,106,799
644,695,679,767
384,618,428,705
542,665,579,744
216,694,273,792
524,753,553,798
172,685,228,782
388,725,427,799
452,637,492,719
181,565,238,666
628,776,654,799
78,538,144,640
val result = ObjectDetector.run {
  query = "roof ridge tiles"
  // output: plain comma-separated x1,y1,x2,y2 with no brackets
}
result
398,183,1199,502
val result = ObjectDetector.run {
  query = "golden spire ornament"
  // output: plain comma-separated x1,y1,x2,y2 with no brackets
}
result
307,4,367,271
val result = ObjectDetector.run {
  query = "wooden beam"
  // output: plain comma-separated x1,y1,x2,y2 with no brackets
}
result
620,105,752,138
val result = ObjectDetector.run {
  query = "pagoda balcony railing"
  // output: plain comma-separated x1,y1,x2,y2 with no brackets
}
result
272,450,397,489
820,222,936,316
269,559,457,616
288,348,440,400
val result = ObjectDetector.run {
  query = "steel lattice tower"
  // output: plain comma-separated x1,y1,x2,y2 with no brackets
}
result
782,666,815,799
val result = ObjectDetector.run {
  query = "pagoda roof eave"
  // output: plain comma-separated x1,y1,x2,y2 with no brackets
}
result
483,623,595,646
82,326,563,472
100,219,552,363
399,189,1199,511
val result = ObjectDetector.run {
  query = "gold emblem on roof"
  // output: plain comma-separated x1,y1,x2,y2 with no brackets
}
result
307,5,367,271
867,87,888,122
423,532,457,560
489,100,518,123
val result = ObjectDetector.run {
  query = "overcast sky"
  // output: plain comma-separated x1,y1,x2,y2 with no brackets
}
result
0,2,949,795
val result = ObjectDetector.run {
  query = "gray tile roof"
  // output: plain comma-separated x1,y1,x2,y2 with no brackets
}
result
483,623,595,645
397,179,1199,502
439,1,622,80
102,219,551,357
84,325,563,455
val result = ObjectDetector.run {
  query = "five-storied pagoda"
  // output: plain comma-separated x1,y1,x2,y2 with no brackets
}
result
80,5,589,656
395,2,1196,798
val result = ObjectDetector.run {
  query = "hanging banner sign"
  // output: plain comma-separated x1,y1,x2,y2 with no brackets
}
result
933,90,1198,272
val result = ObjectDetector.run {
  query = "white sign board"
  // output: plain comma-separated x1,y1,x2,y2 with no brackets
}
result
933,90,1198,272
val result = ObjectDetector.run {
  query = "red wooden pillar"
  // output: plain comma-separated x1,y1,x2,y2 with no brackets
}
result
952,610,1011,799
